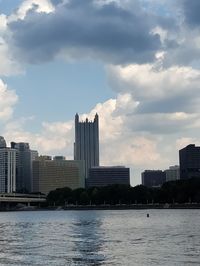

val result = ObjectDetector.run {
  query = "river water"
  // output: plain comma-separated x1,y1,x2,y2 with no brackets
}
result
0,209,199,265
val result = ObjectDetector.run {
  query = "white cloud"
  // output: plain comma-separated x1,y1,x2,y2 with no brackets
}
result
3,119,73,156
8,0,55,22
107,64,200,101
0,15,22,76
0,79,18,121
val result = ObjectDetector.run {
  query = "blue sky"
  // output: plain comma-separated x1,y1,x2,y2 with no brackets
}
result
1,0,200,185
4,60,113,125
0,0,23,14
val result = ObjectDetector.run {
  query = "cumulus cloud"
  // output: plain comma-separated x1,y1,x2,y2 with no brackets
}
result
107,64,200,114
2,0,200,68
3,119,73,155
7,0,163,64
0,79,18,121
1,0,200,70
9,0,55,21
0,15,22,75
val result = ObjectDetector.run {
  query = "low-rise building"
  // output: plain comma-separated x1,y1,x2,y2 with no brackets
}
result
86,166,130,188
32,156,85,195
141,170,166,188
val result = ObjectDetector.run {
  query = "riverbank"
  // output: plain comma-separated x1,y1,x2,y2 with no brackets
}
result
61,203,200,210
1,203,200,211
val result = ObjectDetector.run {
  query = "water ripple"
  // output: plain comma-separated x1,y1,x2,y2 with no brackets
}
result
0,210,199,265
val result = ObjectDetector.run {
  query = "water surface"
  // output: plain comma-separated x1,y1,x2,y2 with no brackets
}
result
0,209,199,265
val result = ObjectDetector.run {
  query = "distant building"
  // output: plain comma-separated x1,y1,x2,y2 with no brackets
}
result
165,165,180,182
53,156,66,161
32,156,85,195
179,144,200,179
86,166,130,188
0,136,16,193
74,113,99,179
141,170,166,188
11,142,38,193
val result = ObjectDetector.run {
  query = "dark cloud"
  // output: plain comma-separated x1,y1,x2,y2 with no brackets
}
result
123,112,196,135
135,93,200,114
136,96,188,114
8,0,162,64
182,0,200,27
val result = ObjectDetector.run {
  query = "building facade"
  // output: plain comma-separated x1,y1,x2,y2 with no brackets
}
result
179,144,200,179
86,166,130,187
141,170,166,188
0,137,16,193
165,165,180,182
74,113,99,179
32,156,85,195
11,142,38,193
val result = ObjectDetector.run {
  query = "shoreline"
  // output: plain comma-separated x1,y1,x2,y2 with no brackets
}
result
1,203,200,211
62,203,200,210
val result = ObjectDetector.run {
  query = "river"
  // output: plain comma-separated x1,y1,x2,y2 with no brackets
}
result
0,209,199,265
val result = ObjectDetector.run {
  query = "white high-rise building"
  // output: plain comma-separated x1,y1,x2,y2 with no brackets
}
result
165,165,180,182
74,113,99,179
0,136,16,193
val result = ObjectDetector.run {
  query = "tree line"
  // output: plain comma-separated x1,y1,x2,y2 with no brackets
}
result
46,177,200,206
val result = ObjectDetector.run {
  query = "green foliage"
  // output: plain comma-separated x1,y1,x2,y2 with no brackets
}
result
46,178,200,206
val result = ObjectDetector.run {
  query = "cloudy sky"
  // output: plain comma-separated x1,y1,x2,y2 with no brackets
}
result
1,0,200,185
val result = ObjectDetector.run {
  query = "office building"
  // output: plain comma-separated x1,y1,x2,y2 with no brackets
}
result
86,166,130,187
32,156,85,195
165,165,180,182
11,142,38,193
0,136,16,193
141,170,166,188
74,113,99,179
179,144,200,179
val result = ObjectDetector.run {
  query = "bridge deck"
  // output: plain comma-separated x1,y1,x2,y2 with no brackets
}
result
0,194,46,203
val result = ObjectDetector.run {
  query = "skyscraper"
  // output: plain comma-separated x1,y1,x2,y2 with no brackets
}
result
11,142,38,193
0,136,16,193
179,144,200,179
74,113,99,179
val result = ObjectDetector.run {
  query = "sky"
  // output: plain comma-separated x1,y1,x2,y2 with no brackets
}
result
1,0,200,186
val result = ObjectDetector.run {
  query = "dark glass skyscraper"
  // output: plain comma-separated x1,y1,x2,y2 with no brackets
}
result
179,144,200,179
11,142,38,193
74,113,99,179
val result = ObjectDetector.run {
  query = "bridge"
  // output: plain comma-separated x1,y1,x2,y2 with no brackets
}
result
0,193,46,209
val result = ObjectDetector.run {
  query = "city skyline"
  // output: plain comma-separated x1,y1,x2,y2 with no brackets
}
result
1,1,200,185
